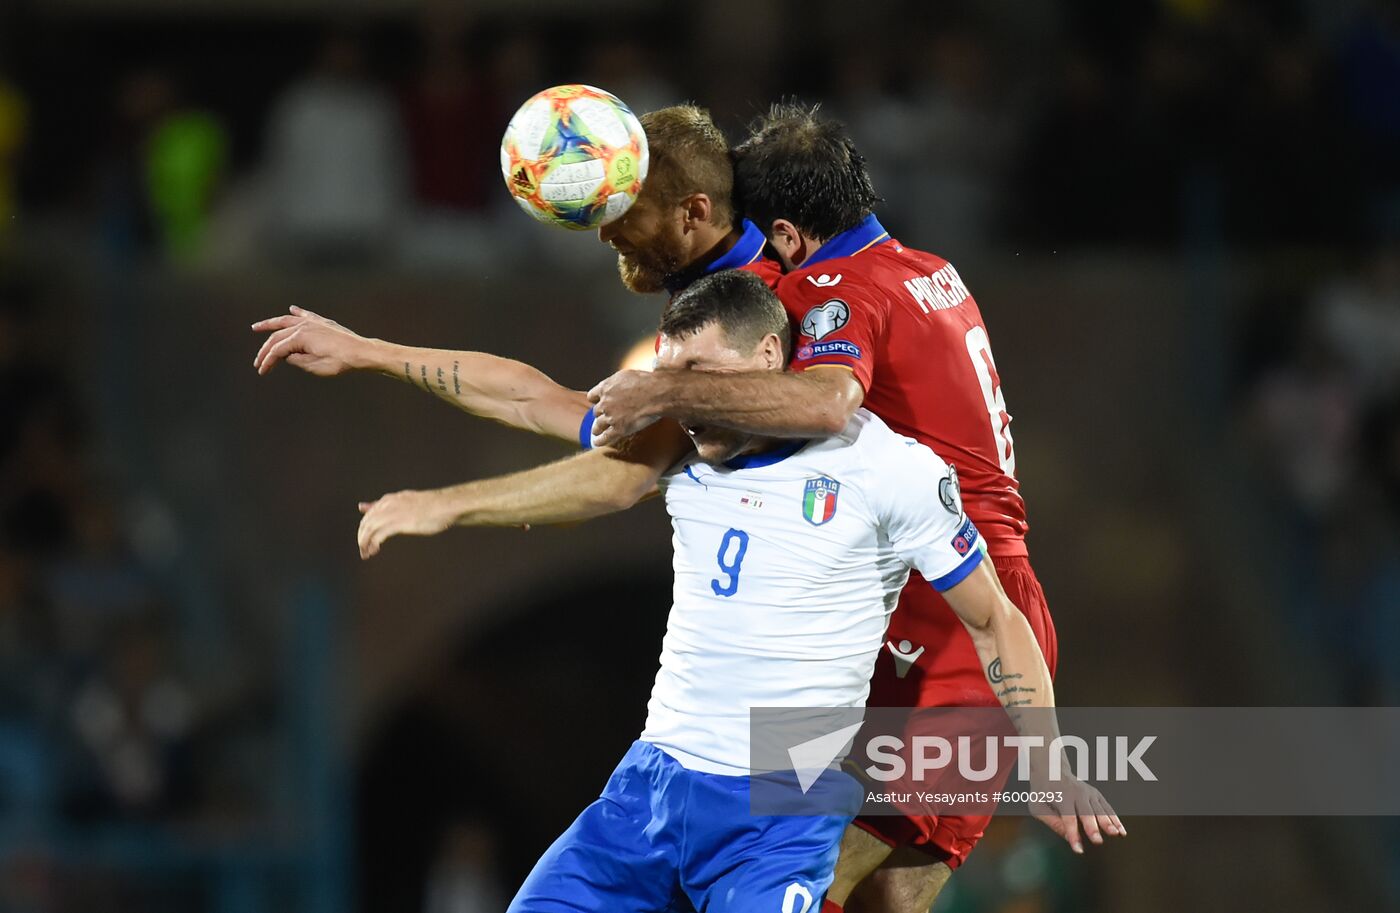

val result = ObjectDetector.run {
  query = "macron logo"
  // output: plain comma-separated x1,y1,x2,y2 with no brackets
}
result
787,721,864,793
806,273,842,288
887,640,925,679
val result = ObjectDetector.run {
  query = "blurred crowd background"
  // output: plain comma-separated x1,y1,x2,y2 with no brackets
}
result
0,0,1397,911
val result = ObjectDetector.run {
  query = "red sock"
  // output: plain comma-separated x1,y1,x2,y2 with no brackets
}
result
821,900,844,913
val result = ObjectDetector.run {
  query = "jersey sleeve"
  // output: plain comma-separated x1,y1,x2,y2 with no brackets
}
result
778,273,887,392
870,434,985,592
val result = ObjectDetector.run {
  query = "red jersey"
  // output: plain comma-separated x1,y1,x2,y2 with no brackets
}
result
776,215,1027,555
744,256,783,289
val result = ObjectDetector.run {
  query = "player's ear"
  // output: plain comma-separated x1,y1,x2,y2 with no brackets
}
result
758,332,784,370
768,219,803,262
681,193,712,230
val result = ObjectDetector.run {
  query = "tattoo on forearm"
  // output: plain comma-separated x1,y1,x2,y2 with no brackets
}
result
988,657,1021,685
405,359,464,403
411,362,453,401
988,657,1033,708
997,685,1036,708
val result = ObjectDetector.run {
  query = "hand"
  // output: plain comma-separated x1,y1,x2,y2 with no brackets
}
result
356,490,457,559
252,306,376,377
587,370,665,448
1029,774,1126,854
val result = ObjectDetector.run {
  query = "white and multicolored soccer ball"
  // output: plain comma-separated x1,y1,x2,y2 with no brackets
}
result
500,85,649,230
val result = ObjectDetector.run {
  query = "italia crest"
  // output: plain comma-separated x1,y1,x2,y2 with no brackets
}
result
802,477,840,526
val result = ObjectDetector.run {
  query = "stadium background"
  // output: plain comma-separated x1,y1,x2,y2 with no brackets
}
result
1,0,1398,910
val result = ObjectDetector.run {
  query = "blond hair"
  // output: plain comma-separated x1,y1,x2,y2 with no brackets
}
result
639,105,736,227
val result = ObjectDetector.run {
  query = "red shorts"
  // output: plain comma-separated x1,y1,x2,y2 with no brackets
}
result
852,552,1057,869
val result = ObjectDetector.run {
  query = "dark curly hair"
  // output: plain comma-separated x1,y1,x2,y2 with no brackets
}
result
733,101,882,242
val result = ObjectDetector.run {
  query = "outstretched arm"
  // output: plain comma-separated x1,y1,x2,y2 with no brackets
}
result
881,442,1123,854
941,561,1056,716
942,561,1125,852
356,420,693,557
587,365,864,447
253,307,590,443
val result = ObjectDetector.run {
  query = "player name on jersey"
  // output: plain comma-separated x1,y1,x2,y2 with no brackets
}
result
903,263,971,314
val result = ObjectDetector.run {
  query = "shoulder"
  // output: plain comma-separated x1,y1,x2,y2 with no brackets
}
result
777,267,888,346
843,410,918,458
776,259,884,304
809,409,922,469
741,257,784,290
890,240,950,269
844,414,949,499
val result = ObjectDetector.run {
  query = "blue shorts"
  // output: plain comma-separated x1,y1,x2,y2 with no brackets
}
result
508,740,859,913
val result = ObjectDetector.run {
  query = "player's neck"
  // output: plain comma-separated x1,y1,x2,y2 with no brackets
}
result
685,223,743,272
789,234,826,270
663,224,747,294
735,434,786,457
718,436,808,470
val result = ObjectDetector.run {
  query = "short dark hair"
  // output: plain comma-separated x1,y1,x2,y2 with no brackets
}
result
733,101,882,241
640,105,737,227
660,270,791,360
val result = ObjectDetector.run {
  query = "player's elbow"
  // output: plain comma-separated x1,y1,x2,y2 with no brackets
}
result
581,468,657,515
808,389,860,436
946,575,1014,642
603,480,653,513
806,371,864,435
811,408,850,437
958,606,998,648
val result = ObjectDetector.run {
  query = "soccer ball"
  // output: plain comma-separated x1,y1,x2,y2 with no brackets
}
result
500,85,649,230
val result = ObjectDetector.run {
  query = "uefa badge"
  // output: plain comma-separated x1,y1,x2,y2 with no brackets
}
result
950,517,980,556
802,477,841,526
938,466,962,516
800,299,850,341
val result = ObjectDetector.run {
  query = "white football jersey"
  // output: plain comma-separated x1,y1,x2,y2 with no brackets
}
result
641,409,984,775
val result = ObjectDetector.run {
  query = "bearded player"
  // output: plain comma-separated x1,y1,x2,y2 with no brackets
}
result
258,102,1122,910
252,105,777,429
356,269,1119,913
574,103,1124,913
